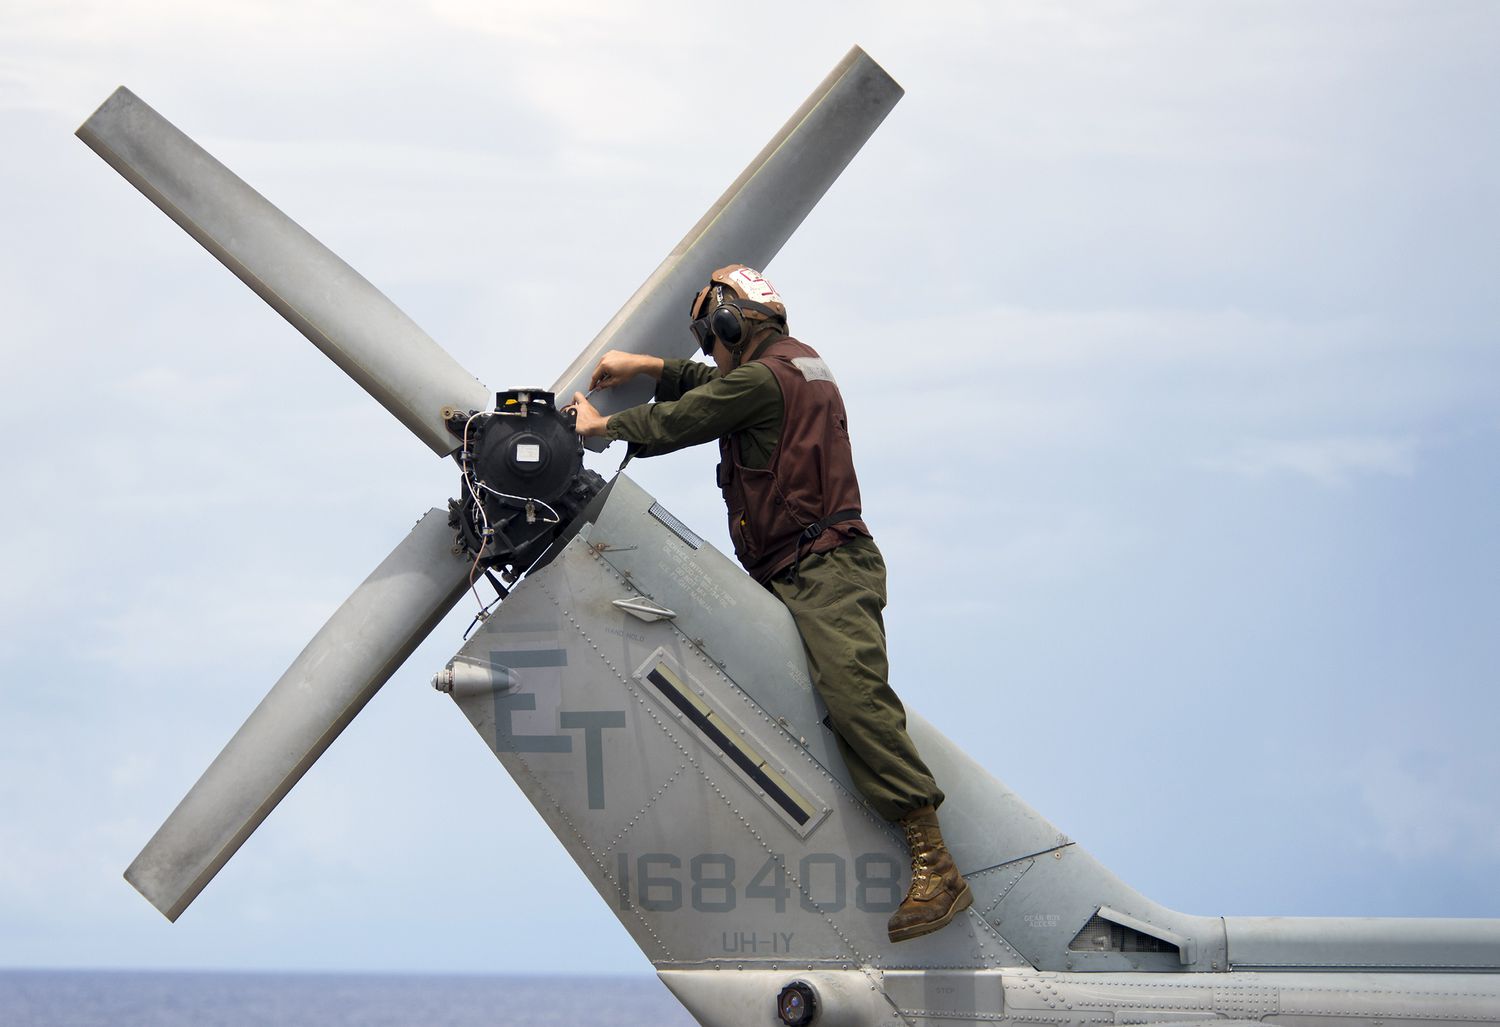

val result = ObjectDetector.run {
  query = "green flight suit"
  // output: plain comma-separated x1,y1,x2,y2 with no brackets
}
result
607,357,944,821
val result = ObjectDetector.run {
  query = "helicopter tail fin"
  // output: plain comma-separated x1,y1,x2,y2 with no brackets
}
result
441,474,1225,976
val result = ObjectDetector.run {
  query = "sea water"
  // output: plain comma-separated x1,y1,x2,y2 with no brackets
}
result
0,970,698,1026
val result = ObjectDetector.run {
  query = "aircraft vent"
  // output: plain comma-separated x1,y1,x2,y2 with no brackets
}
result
634,650,829,838
1069,912,1181,957
648,501,704,549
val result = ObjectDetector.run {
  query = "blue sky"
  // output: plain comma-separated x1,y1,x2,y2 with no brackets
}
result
1,1,1497,975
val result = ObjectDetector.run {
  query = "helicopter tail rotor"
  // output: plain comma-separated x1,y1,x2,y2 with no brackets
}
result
124,509,470,920
77,88,491,457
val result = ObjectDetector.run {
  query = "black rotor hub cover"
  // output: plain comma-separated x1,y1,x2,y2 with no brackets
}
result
449,389,603,574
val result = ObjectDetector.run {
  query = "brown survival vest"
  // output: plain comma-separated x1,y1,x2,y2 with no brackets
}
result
717,337,869,583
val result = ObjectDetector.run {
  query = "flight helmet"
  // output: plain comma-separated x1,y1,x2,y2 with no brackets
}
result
688,264,787,356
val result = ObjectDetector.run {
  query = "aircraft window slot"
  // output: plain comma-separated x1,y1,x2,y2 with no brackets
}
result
639,658,825,835
1069,912,1182,958
648,501,704,549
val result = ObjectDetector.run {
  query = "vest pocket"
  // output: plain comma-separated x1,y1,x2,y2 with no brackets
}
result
727,509,753,563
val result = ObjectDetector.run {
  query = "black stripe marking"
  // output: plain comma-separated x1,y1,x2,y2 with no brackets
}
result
645,669,809,826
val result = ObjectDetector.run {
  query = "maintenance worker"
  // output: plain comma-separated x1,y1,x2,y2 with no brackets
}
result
568,265,971,943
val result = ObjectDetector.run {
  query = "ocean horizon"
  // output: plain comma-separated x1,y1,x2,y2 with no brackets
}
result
0,969,698,1026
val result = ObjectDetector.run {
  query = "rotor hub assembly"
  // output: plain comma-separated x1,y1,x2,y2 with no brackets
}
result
448,389,603,573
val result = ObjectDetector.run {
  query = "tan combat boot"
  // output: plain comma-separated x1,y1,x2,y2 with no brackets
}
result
887,805,973,943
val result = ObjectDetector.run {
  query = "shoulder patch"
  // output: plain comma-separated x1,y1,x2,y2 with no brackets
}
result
791,355,836,385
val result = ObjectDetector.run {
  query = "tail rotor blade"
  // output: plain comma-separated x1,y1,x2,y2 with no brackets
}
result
551,46,903,431
125,509,471,921
78,88,491,456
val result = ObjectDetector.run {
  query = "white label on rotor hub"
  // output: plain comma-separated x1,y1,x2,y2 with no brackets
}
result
515,443,541,463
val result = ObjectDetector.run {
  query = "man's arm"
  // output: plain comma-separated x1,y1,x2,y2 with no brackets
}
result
655,358,719,401
589,351,664,391
573,362,779,457
584,349,717,402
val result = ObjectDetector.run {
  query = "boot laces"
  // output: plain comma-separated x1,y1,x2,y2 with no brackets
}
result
905,821,935,885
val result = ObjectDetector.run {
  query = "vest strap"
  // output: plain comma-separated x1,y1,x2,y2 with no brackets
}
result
785,507,863,584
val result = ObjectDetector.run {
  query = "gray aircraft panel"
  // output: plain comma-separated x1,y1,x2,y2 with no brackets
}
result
445,537,868,967
451,436,1500,1024
997,968,1500,1025
566,476,1249,975
659,968,907,1027
584,476,872,807
661,964,1500,1027
442,577,683,963
984,843,1229,973
965,858,1036,922
587,476,1073,872
443,476,1068,971
881,969,1007,1020
1224,915,1500,972
437,473,1500,1003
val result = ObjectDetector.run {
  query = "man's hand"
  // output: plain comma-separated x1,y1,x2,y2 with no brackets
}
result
568,392,609,438
589,350,664,392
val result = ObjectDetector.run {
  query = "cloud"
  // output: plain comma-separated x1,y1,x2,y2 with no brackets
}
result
1350,745,1500,863
85,568,348,675
1202,435,1418,486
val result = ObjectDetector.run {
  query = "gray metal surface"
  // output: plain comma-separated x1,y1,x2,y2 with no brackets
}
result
1225,915,1500,971
580,477,1236,973
443,475,1224,973
974,835,1227,973
660,969,904,1027
442,474,1500,1024
77,87,491,456
443,480,1026,970
125,509,471,920
994,969,1500,1026
663,965,1500,1026
549,45,903,443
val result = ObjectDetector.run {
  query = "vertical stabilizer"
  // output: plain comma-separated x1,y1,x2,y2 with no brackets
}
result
441,475,1226,974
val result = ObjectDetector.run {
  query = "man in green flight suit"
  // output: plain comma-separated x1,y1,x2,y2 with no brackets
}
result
568,264,971,943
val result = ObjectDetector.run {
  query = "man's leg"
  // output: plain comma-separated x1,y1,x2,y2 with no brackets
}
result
770,537,941,820
771,538,971,942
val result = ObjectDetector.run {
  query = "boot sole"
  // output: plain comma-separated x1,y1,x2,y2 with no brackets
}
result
887,882,974,944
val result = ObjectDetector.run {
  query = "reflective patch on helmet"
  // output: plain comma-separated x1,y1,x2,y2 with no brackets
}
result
725,266,783,307
791,356,836,384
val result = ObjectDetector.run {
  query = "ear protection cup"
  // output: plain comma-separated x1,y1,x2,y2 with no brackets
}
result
710,298,786,353
709,303,747,348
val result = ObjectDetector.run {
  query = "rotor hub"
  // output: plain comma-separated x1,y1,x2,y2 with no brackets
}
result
448,389,603,573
